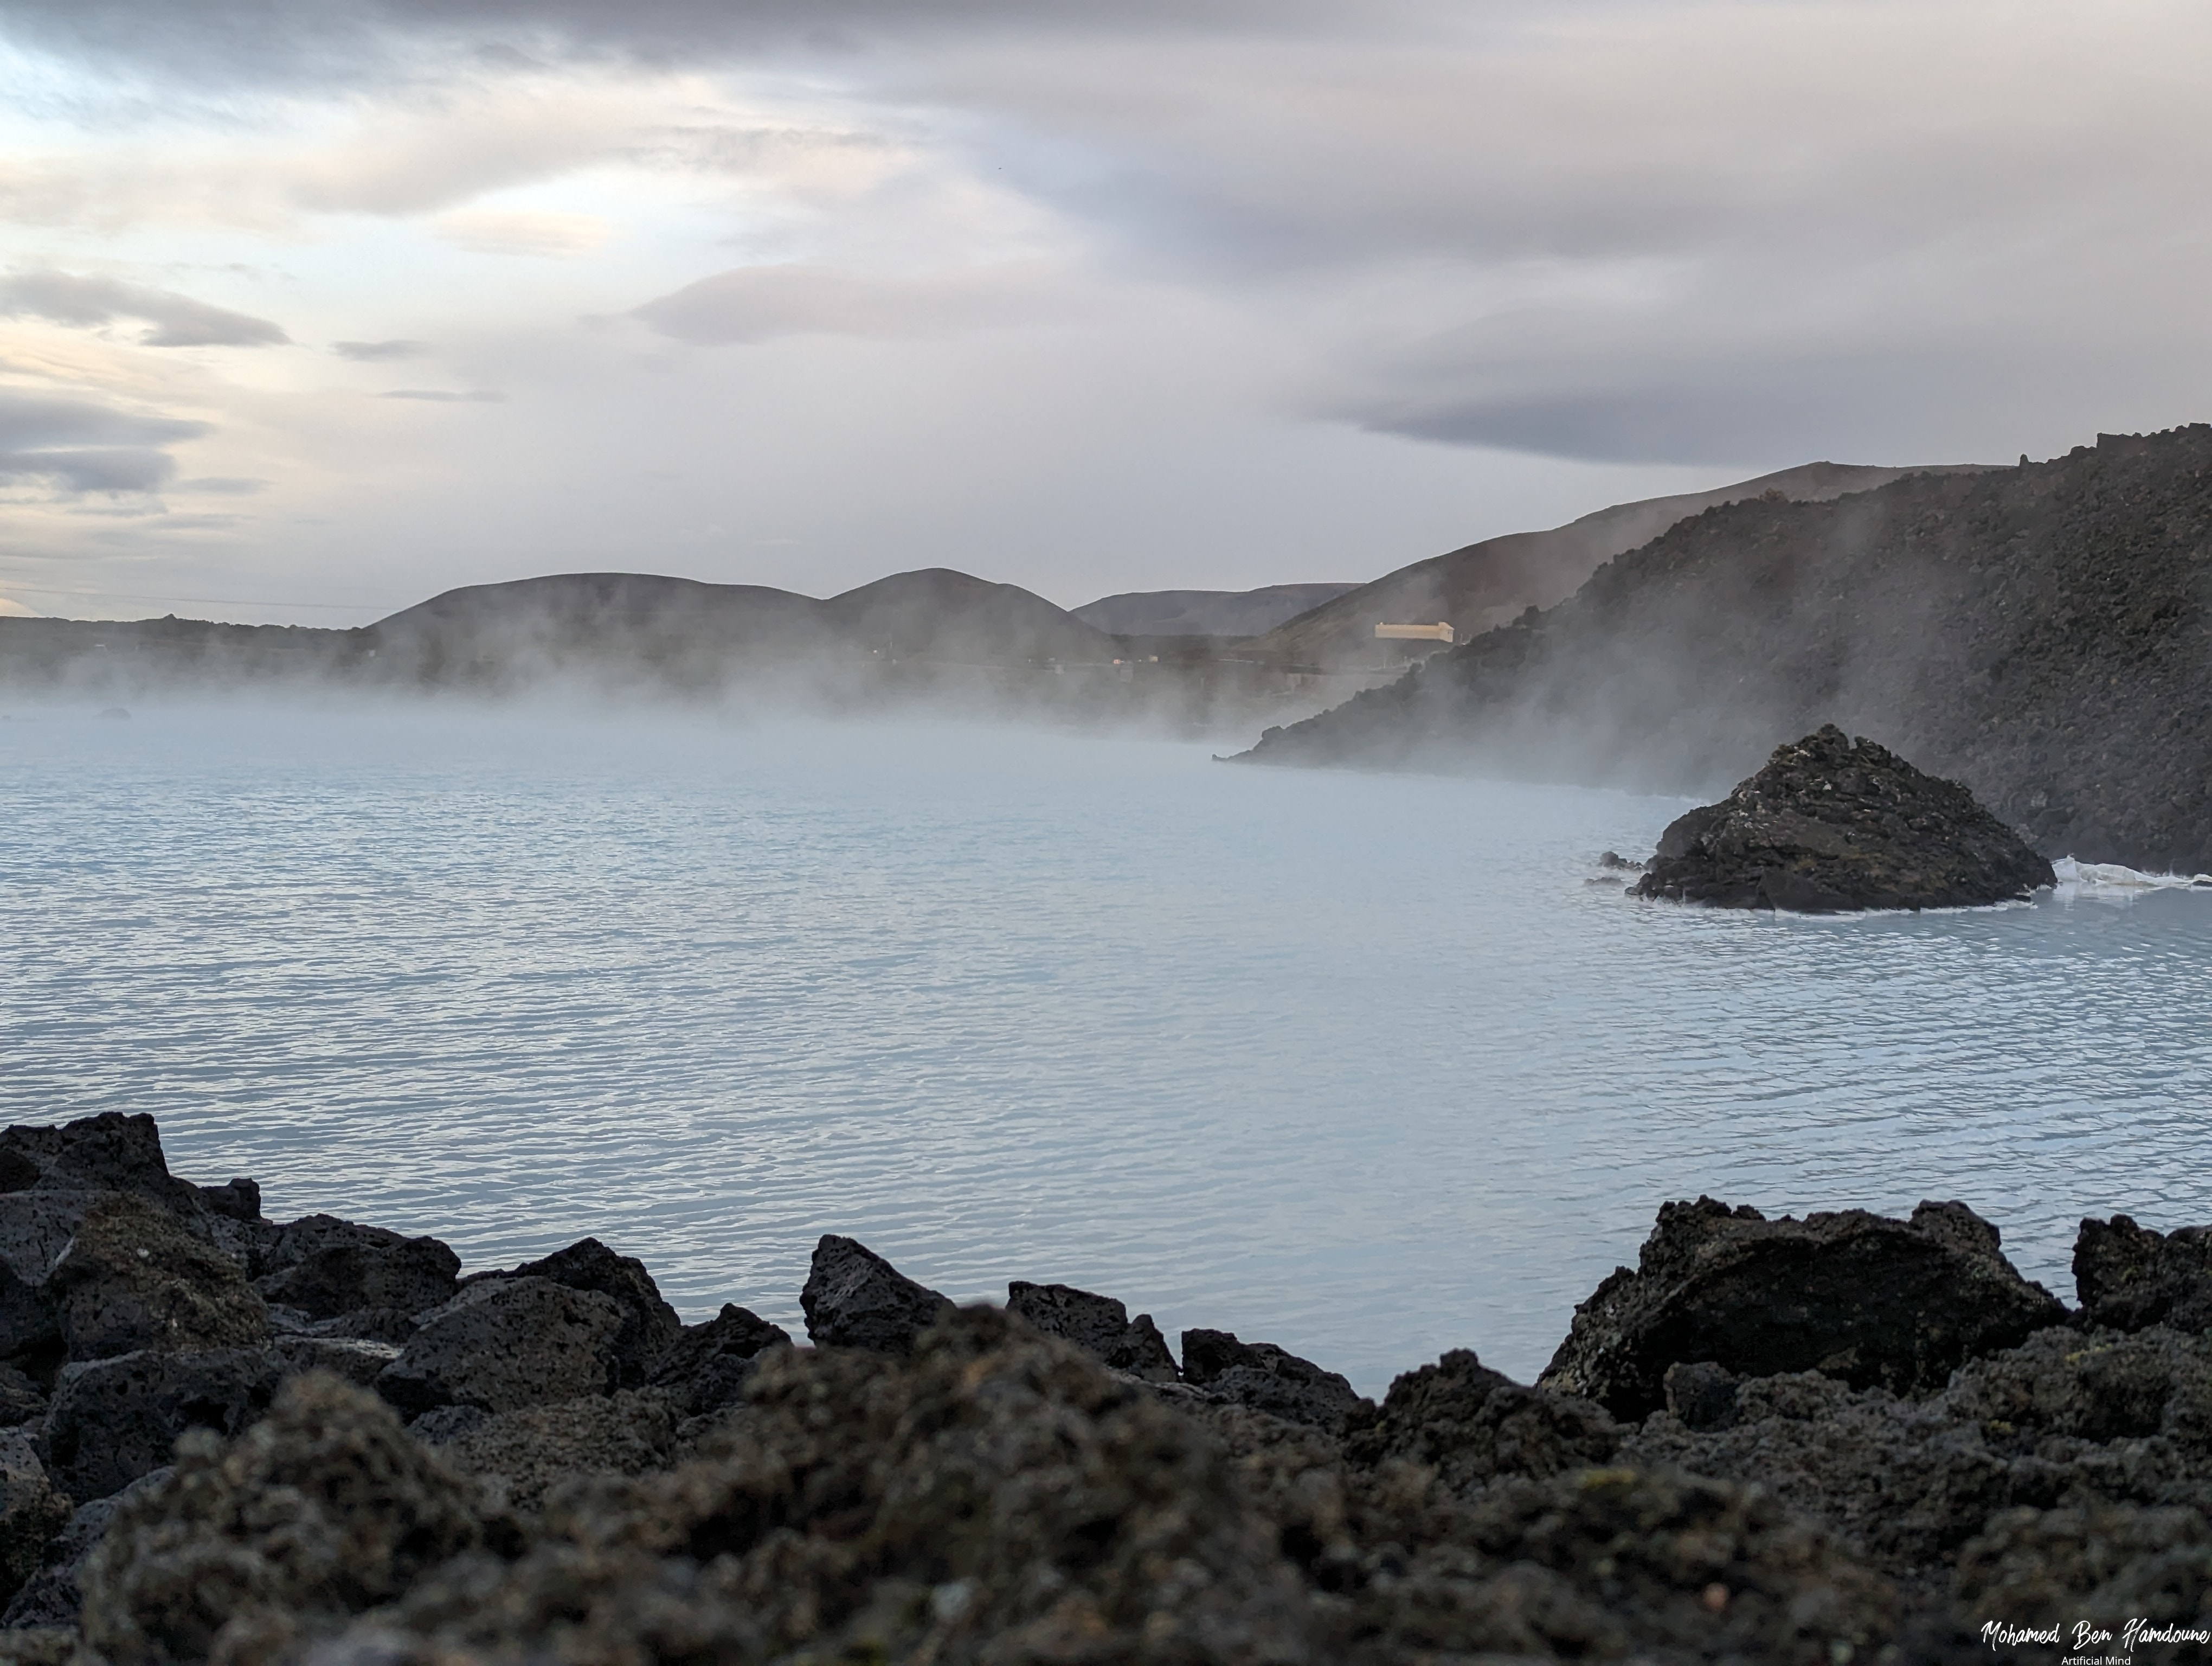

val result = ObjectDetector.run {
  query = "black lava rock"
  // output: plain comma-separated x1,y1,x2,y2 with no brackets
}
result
1344,1348,1621,1490
254,1214,462,1323
0,1115,200,1215
1006,1280,1179,1381
0,1467,169,1629
2073,1214,2212,1332
47,1193,269,1361
1179,1328,1369,1434
799,1235,953,1355
646,1303,792,1418
39,1347,285,1502
1663,1360,1744,1432
1635,726,2055,911
496,1238,684,1388
1539,1196,2068,1420
373,1278,627,1419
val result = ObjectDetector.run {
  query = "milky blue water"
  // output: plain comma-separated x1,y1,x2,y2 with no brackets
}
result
3,704,2210,1394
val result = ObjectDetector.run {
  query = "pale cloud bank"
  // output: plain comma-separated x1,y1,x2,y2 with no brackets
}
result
0,0,2204,618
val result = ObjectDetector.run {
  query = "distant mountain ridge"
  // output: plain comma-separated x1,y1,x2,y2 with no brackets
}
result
1071,584,1360,638
1236,426,2212,876
1249,460,1998,668
371,567,1119,672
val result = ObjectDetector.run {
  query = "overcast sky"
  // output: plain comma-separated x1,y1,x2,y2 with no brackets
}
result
0,1,2205,623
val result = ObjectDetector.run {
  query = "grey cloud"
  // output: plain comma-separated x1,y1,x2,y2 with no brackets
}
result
379,389,507,401
334,339,432,360
0,448,178,492
172,476,267,494
633,264,1055,345
0,389,209,451
0,270,289,347
1324,309,2205,469
0,0,1365,84
0,389,210,496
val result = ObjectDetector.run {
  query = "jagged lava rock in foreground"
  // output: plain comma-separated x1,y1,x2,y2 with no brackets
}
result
1541,1194,2067,1420
18,1110,2212,1661
1635,725,2055,911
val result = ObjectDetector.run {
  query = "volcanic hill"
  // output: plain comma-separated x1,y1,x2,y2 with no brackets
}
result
1071,583,1360,638
1237,425,2212,876
1246,460,1994,669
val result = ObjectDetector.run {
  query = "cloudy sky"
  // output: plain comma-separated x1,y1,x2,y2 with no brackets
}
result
0,1,2205,623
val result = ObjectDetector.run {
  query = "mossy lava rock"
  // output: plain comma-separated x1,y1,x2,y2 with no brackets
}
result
1635,725,2055,911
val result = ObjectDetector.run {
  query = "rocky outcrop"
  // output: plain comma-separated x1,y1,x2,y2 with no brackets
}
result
1180,1328,1371,1435
1540,1195,2067,1420
1632,726,2055,910
2073,1213,2212,1332
371,1278,626,1418
83,1323,1323,1666
0,1118,205,1219
1005,1279,1179,1381
69,1326,1910,1666
799,1234,952,1354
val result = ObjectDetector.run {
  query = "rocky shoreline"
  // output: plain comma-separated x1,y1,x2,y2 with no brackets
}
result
3,1114,2211,1663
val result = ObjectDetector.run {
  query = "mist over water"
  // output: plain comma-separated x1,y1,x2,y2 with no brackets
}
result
4,703,2210,1394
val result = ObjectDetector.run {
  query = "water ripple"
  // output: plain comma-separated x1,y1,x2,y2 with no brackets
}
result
4,704,2210,1393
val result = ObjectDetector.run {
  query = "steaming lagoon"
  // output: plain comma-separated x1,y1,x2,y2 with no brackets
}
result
5,706,2210,1395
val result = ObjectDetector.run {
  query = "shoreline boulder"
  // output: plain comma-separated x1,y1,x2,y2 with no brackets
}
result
372,1278,626,1419
253,1215,461,1325
1540,1196,2068,1420
492,1238,683,1388
1635,725,2055,911
800,1235,952,1354
38,1349,285,1503
1180,1328,1369,1435
645,1303,790,1419
1006,1280,1179,1381
48,1196,268,1362
1345,1348,1621,1492
2073,1214,2212,1332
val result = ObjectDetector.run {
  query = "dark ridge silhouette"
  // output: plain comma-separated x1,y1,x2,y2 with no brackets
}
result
817,567,1115,664
1248,460,1997,669
0,567,1129,702
1071,583,1360,638
1234,425,2212,875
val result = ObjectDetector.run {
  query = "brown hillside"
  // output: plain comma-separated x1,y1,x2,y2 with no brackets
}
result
1251,461,1995,668
1237,426,2212,875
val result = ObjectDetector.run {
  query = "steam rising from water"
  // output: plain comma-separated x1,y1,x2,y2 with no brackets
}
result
5,704,2211,1392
